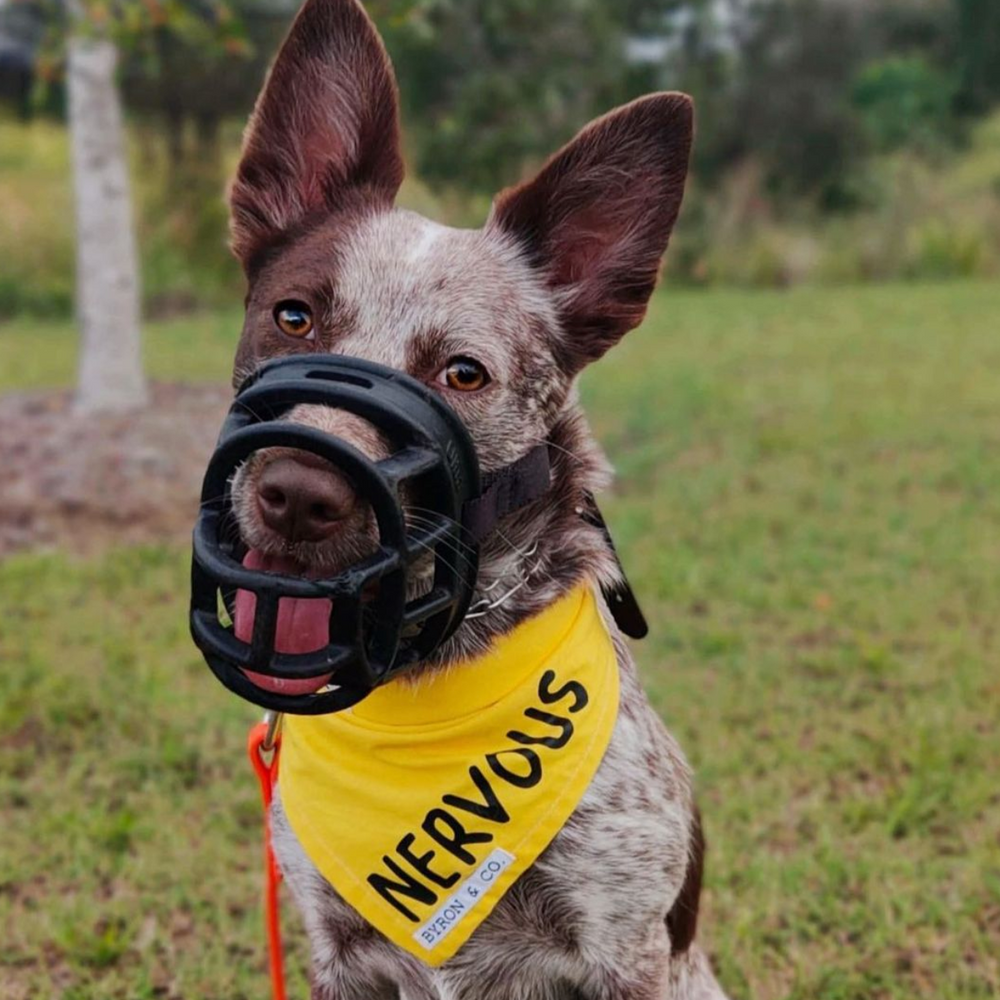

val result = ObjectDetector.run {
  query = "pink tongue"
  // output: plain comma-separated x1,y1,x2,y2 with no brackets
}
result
234,550,334,696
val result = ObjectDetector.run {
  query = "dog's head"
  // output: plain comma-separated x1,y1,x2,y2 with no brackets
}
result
227,0,692,689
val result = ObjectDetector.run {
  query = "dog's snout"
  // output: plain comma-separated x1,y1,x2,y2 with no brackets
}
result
256,457,357,544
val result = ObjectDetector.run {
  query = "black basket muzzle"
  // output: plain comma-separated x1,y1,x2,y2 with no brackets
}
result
190,355,493,715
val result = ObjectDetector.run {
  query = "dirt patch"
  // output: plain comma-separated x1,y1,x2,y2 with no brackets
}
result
0,383,232,560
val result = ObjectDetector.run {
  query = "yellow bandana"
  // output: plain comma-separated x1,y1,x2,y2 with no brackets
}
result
279,584,619,966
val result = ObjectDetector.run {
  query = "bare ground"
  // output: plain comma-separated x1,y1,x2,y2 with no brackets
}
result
0,383,231,559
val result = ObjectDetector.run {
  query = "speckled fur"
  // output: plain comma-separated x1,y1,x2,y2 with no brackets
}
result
225,1,730,996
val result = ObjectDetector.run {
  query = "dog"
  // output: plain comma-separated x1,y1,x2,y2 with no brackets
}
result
224,0,729,996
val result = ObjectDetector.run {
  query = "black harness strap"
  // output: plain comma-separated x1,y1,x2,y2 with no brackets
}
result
581,493,649,640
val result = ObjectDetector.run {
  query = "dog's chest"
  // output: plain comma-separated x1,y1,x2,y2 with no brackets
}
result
272,645,693,1000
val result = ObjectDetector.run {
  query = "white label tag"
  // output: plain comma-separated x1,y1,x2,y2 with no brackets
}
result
413,848,516,951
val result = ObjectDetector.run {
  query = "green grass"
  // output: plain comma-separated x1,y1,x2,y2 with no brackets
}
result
0,309,243,393
2,282,999,998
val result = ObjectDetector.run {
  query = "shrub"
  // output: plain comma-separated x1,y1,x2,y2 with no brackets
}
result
853,56,958,154
904,221,986,280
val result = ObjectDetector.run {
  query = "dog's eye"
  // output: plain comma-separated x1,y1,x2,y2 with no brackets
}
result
274,301,315,340
439,357,491,392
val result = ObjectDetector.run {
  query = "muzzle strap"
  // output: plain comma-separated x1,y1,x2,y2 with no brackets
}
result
459,445,648,641
461,443,552,544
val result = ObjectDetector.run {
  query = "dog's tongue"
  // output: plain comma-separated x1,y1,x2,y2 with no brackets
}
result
233,550,334,696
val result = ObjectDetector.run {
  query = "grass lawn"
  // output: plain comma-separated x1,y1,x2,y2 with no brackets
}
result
0,309,243,394
2,281,999,998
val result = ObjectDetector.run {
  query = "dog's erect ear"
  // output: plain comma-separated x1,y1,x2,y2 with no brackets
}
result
229,0,404,271
489,93,693,371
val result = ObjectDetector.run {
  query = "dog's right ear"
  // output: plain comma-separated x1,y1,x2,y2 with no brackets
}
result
489,93,693,373
229,0,404,272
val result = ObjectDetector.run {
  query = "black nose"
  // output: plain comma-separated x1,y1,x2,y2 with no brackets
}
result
256,457,357,544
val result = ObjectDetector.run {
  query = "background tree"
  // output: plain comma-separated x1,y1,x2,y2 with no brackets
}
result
65,0,145,413
26,0,246,415
853,55,957,154
120,0,285,182
954,0,1000,115
376,0,692,193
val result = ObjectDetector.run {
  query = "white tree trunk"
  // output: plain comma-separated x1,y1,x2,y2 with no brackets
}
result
67,35,147,415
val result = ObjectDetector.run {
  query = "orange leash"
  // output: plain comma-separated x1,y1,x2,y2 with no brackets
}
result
248,718,287,1000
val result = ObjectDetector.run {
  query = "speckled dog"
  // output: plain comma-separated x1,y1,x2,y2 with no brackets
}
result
226,0,730,996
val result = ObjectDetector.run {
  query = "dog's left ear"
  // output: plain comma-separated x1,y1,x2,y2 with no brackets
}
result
489,93,693,372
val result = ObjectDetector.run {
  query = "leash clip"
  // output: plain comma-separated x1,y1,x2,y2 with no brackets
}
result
261,710,283,754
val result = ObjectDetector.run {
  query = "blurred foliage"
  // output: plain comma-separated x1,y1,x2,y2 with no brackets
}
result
853,56,957,154
9,0,257,154
642,108,1000,288
117,2,287,175
366,0,1000,206
721,0,871,208
2,0,1000,312
955,0,1000,114
4,0,1000,199
25,0,251,61
378,0,672,191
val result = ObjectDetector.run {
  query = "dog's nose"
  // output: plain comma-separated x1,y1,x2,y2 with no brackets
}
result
256,457,357,544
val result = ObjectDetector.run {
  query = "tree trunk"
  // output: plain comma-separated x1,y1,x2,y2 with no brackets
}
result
67,34,147,415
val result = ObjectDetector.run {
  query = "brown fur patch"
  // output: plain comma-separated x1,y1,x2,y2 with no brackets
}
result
666,806,705,955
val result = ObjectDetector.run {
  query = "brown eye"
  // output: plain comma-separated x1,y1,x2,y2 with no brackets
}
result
274,301,314,340
441,357,490,392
